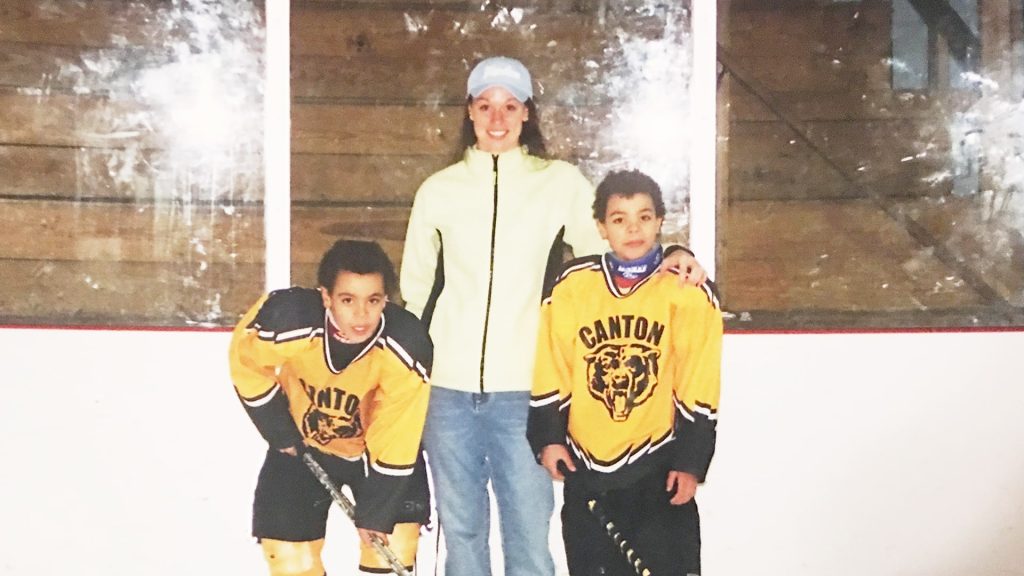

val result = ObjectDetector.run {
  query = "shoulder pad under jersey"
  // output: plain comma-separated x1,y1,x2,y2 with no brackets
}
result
249,287,324,342
546,254,603,296
381,302,433,374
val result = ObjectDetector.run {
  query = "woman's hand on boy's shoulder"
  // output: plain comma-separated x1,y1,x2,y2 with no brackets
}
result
659,250,707,287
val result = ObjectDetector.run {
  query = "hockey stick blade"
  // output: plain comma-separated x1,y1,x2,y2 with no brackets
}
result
556,461,653,576
302,452,412,576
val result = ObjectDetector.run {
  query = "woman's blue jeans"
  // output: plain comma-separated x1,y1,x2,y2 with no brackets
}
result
423,386,556,576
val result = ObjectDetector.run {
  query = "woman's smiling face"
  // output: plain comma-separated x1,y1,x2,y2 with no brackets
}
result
468,86,528,154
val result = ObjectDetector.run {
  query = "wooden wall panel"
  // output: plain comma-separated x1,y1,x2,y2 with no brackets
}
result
0,145,87,197
290,5,674,104
293,103,461,155
292,205,411,263
0,42,80,90
290,204,409,285
4,1,1013,326
0,200,414,267
291,153,448,203
0,144,441,205
0,145,164,199
725,2,954,202
0,92,158,148
729,120,949,201
292,8,597,59
894,196,1024,306
729,122,853,200
292,103,606,160
0,200,264,263
730,89,940,123
0,259,263,325
0,0,154,47
720,200,986,311
729,3,892,94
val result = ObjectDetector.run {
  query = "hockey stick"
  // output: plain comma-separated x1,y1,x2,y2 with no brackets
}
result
301,452,412,576
558,462,653,576
586,497,653,576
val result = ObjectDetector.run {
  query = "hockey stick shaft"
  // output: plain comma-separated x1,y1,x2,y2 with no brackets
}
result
557,462,653,576
586,497,653,576
301,452,412,576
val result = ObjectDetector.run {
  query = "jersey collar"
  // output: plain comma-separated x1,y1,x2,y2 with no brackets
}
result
322,310,385,374
599,251,661,298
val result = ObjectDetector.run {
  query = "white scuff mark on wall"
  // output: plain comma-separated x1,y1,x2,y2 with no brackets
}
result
883,57,912,74
588,2,693,239
53,0,265,324
490,7,525,30
947,80,1024,205
403,13,429,34
911,69,1024,306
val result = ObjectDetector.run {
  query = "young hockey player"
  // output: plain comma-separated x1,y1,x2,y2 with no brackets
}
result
229,239,431,576
527,170,723,575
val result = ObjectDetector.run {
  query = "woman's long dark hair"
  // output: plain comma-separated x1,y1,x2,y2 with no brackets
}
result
454,97,548,162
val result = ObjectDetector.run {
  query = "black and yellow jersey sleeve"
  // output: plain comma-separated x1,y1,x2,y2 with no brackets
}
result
229,288,323,450
667,281,723,482
354,304,433,533
527,257,599,458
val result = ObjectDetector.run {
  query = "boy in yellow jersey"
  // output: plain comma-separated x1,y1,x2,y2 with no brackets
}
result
528,171,722,575
229,239,431,575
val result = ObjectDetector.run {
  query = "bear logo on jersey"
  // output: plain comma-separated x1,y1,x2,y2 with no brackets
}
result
302,406,363,445
585,342,660,421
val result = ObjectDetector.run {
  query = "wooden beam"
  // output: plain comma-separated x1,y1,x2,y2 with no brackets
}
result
979,0,1014,95
905,0,981,70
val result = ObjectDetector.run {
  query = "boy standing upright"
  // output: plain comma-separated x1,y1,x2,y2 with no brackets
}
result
528,171,723,575
229,239,431,575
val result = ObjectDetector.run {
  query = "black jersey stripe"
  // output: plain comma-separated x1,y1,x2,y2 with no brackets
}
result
370,460,416,477
700,281,721,309
420,231,445,329
556,257,601,285
568,426,675,474
529,389,560,406
558,394,572,412
675,397,719,422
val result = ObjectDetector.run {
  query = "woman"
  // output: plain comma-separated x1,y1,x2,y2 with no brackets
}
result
400,56,706,576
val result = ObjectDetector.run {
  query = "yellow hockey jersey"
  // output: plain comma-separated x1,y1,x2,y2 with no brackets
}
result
528,254,722,491
229,287,432,531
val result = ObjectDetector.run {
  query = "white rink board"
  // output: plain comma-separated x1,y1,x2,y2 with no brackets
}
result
1,328,1022,576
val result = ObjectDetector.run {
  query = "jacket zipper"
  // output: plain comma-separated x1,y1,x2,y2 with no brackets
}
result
479,154,500,393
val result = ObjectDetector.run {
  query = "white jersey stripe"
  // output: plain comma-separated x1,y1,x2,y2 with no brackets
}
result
243,383,280,407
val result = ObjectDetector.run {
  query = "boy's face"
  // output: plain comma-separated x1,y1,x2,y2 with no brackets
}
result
320,271,387,343
597,192,663,261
